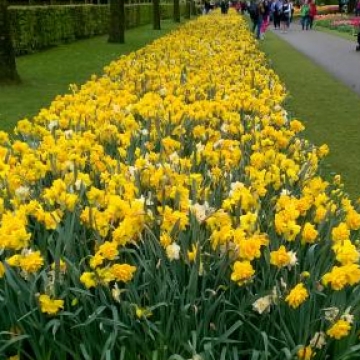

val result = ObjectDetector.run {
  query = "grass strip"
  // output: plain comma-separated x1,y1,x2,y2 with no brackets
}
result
260,30,360,200
0,20,182,133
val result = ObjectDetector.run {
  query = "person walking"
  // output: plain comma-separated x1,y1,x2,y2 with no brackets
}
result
355,0,360,16
280,0,291,32
300,0,310,30
249,0,265,39
272,0,282,29
308,0,317,29
260,0,270,38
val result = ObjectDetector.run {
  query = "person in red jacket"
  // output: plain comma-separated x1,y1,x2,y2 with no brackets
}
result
309,0,317,29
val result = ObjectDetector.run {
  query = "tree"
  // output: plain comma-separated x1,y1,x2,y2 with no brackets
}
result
173,0,180,22
108,0,125,43
0,0,20,84
153,0,161,30
185,0,191,19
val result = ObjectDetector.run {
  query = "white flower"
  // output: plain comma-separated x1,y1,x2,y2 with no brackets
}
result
280,189,291,196
252,295,272,315
169,152,180,163
323,307,340,322
74,179,85,191
15,186,30,200
196,143,204,152
159,87,167,97
190,203,207,223
113,104,121,113
213,139,224,149
64,130,73,139
166,243,181,261
48,120,58,131
127,166,137,178
191,355,203,360
271,286,279,304
288,251,298,268
229,181,244,196
341,307,354,324
220,123,228,133
309,331,326,349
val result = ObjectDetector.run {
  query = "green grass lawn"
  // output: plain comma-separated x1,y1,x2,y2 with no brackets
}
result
0,20,182,133
260,30,360,200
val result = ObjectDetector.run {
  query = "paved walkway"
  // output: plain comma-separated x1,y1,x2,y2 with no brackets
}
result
271,23,360,95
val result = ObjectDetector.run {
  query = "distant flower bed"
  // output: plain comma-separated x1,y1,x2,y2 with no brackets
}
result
317,4,339,14
2,9,360,360
316,14,360,34
293,5,339,17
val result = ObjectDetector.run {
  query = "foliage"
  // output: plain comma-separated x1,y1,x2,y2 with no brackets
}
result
2,11,360,360
8,4,185,55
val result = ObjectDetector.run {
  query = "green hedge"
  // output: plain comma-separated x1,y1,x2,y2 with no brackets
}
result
8,4,185,55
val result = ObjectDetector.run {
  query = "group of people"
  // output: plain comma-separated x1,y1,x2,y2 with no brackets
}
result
247,0,317,39
202,0,319,40
248,0,295,39
299,0,317,30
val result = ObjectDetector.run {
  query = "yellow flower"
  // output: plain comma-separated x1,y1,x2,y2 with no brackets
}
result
96,267,114,285
50,259,67,273
322,264,360,290
297,345,315,360
237,234,268,261
19,251,44,274
0,261,5,278
110,263,136,282
38,294,64,315
98,241,118,260
270,246,291,268
135,306,152,319
230,261,255,286
187,243,198,262
332,240,359,265
332,222,350,243
6,254,21,267
301,223,318,244
346,210,360,230
160,232,172,248
90,254,105,269
285,283,309,309
8,356,20,360
326,319,351,340
80,271,97,289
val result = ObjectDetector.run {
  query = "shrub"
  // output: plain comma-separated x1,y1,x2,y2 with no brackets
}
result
8,4,185,55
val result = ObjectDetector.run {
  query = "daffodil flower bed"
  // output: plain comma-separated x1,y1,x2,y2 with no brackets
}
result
1,11,360,360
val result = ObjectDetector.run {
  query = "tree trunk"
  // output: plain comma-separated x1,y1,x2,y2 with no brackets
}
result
173,0,180,22
108,0,125,43
185,0,191,19
153,0,161,30
0,0,20,84
191,0,197,16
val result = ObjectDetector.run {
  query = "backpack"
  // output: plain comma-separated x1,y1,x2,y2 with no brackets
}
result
282,3,290,15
